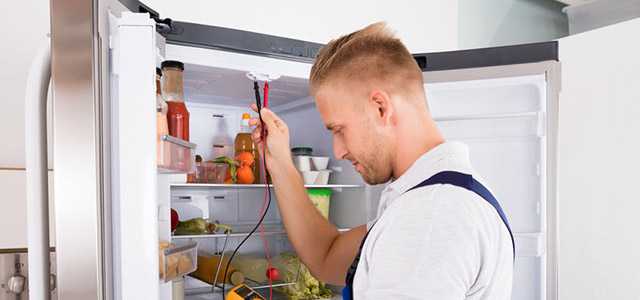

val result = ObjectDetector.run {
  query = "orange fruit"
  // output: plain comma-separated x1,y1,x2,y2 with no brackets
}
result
235,151,255,167
236,166,255,184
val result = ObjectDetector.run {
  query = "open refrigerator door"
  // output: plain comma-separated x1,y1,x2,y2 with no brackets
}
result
556,18,640,299
416,43,561,300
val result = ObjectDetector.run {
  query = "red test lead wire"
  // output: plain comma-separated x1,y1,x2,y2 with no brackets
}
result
259,81,273,300
263,81,269,108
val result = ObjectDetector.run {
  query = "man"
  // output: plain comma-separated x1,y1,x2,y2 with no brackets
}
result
250,22,514,299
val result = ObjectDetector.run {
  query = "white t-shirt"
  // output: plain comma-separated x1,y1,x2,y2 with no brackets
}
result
352,141,513,299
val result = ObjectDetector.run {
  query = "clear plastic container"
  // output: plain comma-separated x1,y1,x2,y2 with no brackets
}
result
157,135,196,174
198,161,228,183
159,241,198,282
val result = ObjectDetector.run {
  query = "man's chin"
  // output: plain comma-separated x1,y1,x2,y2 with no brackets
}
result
361,173,386,186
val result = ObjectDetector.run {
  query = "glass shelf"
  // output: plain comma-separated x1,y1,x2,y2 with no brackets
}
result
170,183,361,189
172,227,350,240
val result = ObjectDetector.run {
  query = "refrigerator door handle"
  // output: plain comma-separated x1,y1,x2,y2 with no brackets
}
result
25,35,52,300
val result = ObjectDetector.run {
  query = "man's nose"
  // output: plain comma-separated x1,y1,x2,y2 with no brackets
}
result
333,135,347,160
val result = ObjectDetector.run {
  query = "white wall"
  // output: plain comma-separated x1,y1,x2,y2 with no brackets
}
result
142,0,459,53
558,18,640,299
0,0,50,248
458,0,568,49
0,0,50,168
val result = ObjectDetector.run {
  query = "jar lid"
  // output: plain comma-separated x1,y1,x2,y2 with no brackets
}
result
291,147,313,156
161,60,184,71
307,188,332,196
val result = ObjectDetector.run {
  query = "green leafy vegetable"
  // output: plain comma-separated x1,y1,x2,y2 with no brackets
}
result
275,253,333,299
214,156,239,183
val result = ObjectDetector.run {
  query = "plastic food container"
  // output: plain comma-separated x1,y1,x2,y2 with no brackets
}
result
293,156,312,172
314,170,332,185
199,161,227,183
301,170,319,185
158,135,196,174
307,188,332,219
159,241,198,282
311,156,330,170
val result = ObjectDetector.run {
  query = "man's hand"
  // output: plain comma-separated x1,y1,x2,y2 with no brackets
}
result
249,104,293,173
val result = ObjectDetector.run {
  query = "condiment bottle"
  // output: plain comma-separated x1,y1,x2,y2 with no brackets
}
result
161,60,190,141
234,113,259,183
187,155,202,183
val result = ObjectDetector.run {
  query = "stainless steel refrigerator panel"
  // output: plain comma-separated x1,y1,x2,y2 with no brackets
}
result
50,0,105,299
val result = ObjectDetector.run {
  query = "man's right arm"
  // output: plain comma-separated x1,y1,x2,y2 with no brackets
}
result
250,106,366,285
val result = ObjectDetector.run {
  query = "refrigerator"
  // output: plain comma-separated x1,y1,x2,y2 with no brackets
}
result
21,0,640,299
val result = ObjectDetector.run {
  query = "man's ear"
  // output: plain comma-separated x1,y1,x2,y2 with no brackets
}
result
370,89,394,126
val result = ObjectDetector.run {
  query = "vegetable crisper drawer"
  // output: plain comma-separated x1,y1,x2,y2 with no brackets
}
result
159,241,198,282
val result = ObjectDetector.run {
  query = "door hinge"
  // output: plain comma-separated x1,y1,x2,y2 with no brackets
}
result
137,2,173,34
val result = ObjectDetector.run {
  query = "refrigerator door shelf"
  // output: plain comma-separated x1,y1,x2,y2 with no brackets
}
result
158,135,197,174
159,241,198,283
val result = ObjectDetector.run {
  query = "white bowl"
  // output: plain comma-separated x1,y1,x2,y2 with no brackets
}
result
311,156,330,170
301,171,320,185
314,170,333,185
293,155,312,171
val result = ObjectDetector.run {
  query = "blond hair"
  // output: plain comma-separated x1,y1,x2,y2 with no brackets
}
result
310,22,423,97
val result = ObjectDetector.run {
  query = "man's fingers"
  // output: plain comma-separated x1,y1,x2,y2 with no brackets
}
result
252,129,262,141
259,108,285,131
250,103,259,113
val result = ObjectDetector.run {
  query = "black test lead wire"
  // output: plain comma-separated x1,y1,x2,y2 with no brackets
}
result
221,80,273,299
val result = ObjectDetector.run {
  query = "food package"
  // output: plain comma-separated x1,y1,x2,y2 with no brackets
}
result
231,254,269,283
191,251,245,285
173,218,232,235
159,241,197,282
307,188,332,219
273,252,333,300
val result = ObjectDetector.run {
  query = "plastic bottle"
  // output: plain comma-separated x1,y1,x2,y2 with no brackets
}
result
191,253,245,285
234,113,259,183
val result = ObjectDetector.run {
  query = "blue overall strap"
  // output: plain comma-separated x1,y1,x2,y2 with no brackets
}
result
407,171,515,257
342,171,515,300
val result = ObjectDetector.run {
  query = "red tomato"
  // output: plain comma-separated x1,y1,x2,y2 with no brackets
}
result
265,267,280,281
171,209,179,231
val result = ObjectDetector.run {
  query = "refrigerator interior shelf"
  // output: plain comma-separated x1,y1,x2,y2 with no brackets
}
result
170,183,361,190
184,286,296,299
158,135,197,174
172,227,350,240
433,111,539,122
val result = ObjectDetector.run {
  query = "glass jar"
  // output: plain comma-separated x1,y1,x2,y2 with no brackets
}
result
161,60,190,141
